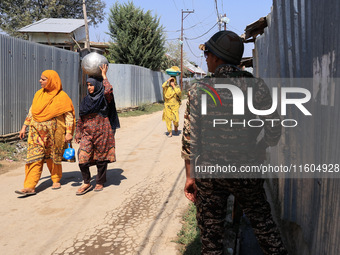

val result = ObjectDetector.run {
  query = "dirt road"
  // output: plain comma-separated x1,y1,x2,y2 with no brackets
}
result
0,103,189,255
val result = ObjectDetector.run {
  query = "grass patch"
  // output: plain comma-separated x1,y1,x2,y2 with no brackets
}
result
118,103,164,117
0,141,27,161
175,203,201,255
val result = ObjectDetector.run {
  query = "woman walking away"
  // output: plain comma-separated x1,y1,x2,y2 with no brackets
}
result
162,76,181,137
75,64,119,195
16,70,75,196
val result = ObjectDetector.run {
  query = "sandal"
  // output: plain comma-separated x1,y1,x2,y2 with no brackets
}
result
52,183,61,190
76,184,92,196
15,189,36,197
94,184,103,192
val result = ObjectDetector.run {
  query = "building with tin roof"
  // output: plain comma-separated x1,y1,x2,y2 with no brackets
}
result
18,18,87,51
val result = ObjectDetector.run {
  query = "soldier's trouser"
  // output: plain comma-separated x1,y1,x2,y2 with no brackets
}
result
195,178,288,255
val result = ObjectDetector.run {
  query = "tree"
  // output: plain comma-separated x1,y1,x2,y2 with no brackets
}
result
0,0,105,38
107,1,165,71
162,40,188,70
162,40,194,77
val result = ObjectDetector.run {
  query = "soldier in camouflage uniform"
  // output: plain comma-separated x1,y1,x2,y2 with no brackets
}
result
181,31,288,255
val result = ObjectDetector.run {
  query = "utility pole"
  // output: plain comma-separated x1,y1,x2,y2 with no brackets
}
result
223,14,227,30
180,9,194,90
200,53,203,78
221,14,230,31
83,0,90,51
218,14,222,31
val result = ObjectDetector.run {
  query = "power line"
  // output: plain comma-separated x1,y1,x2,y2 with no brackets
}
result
184,38,200,58
182,0,187,9
184,11,216,39
180,9,194,90
172,0,179,10
165,38,180,41
227,24,243,34
185,22,218,40
214,0,220,18
165,21,212,33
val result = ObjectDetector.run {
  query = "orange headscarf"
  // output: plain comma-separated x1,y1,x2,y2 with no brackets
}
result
31,70,75,122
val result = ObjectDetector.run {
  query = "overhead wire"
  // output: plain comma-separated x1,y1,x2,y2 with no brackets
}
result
185,22,218,40
165,38,180,41
184,38,200,58
185,11,216,39
227,24,243,34
172,0,179,10
182,0,187,9
214,0,220,19
164,21,210,33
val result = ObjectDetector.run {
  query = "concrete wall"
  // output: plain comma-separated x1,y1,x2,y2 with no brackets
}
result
254,1,340,254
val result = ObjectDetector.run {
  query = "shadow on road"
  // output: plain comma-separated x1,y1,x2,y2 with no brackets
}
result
106,168,127,187
35,167,127,193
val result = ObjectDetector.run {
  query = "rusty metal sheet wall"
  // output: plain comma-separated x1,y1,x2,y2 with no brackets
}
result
0,34,79,135
254,1,340,254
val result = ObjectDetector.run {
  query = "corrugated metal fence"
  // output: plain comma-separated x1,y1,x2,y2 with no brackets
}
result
0,35,168,136
0,34,79,136
106,64,167,108
254,1,340,254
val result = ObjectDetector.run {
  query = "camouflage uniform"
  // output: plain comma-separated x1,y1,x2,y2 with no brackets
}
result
182,64,288,255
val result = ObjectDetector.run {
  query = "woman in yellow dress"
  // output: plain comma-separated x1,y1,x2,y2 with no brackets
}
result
162,77,181,137
15,70,75,196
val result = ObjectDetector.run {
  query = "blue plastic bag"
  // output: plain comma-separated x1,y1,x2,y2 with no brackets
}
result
63,143,75,162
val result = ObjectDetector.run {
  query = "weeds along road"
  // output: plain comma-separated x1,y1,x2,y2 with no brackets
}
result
0,101,188,255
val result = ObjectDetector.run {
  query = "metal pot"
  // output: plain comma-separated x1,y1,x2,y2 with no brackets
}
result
81,52,109,77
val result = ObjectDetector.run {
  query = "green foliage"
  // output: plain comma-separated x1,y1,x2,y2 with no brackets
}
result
0,142,27,161
0,143,16,160
175,203,201,254
0,0,106,38
118,103,164,117
107,1,165,71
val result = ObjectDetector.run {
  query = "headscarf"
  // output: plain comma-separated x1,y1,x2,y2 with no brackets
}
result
79,77,106,116
31,70,75,122
79,77,120,131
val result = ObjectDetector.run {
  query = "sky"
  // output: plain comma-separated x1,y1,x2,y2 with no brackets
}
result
89,0,273,72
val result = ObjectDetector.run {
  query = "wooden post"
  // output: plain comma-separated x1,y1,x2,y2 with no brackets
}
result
83,0,90,51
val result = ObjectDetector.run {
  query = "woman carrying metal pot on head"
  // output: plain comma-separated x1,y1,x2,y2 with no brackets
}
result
162,66,182,137
75,64,120,195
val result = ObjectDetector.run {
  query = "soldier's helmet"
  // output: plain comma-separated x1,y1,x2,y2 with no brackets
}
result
201,30,244,65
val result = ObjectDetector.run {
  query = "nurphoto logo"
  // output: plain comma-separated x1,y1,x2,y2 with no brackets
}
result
200,83,312,128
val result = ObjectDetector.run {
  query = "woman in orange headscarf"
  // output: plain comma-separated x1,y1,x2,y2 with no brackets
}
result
15,70,75,196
